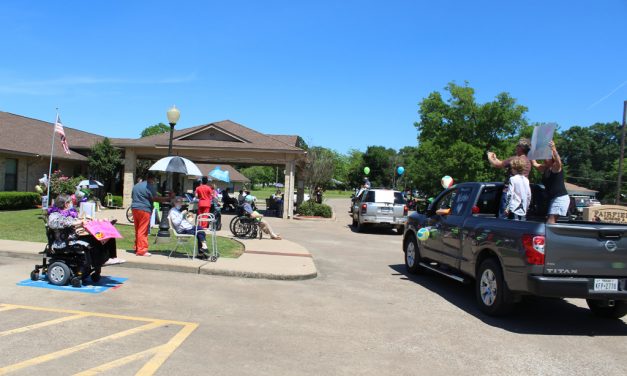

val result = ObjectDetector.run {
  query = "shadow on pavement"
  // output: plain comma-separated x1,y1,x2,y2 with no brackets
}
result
389,264,627,336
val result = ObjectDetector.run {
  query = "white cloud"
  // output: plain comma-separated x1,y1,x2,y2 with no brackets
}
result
0,73,197,95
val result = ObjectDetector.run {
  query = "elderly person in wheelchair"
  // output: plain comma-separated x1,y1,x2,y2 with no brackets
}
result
242,195,282,240
168,196,211,259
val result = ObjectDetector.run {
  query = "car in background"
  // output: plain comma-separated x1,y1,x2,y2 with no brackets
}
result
351,188,408,234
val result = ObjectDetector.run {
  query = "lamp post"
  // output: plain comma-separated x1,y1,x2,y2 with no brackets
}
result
156,105,181,241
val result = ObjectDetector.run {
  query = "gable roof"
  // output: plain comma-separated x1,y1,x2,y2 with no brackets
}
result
111,120,304,153
565,182,598,195
0,111,104,161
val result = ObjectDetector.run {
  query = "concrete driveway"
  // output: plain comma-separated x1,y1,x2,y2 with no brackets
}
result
0,197,626,375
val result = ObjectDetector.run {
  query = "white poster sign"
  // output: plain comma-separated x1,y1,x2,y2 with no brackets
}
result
528,123,557,160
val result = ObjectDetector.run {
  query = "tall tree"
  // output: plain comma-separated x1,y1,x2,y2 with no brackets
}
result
88,137,122,192
301,146,337,192
141,123,170,137
412,82,528,195
240,166,274,187
361,146,397,188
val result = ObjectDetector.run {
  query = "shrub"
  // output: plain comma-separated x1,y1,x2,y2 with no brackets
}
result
110,195,123,207
49,170,84,197
296,200,333,218
0,192,41,210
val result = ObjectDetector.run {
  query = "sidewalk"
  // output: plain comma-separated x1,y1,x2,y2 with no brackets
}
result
0,210,317,280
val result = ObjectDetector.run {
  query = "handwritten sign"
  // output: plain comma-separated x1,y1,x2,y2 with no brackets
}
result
528,123,557,160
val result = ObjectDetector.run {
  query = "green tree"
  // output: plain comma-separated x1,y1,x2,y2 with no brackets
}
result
361,146,397,188
412,82,528,195
88,137,122,192
141,123,170,137
240,166,274,187
301,146,337,192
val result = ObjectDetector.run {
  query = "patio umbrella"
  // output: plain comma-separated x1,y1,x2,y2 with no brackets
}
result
274,182,284,188
76,179,104,189
208,166,230,183
149,156,203,176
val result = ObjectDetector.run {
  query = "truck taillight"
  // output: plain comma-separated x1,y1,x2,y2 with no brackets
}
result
361,203,367,214
522,234,545,265
403,205,408,216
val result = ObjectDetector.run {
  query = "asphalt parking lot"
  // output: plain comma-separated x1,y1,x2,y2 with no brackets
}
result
1,198,626,375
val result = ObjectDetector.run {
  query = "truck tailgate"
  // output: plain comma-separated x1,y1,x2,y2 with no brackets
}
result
545,224,627,277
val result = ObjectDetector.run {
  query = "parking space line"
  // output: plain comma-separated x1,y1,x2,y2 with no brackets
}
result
136,323,199,376
0,306,18,313
0,314,86,338
74,344,167,376
0,321,166,374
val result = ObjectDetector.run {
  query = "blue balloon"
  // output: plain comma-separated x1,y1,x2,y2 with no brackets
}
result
417,227,430,241
397,166,405,175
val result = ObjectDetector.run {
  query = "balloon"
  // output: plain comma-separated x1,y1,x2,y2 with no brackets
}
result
397,166,405,175
427,197,434,203
363,167,370,175
441,175,454,189
417,227,430,241
35,185,43,194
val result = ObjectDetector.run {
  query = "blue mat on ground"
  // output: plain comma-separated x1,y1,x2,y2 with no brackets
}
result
17,275,128,294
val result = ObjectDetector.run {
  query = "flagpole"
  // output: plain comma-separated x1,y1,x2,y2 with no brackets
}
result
45,108,59,208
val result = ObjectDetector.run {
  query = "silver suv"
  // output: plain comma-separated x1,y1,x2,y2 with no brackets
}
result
351,188,407,234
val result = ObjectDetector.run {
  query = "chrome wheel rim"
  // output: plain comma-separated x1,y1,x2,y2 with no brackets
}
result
406,242,416,267
480,269,497,306
49,265,65,283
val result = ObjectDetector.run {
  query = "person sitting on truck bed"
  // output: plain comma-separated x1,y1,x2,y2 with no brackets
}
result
504,157,531,221
531,140,569,224
487,138,531,218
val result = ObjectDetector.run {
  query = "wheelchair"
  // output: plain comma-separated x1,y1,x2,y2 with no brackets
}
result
229,205,262,239
30,225,106,288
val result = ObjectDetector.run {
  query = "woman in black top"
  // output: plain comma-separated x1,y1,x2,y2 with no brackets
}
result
531,141,569,224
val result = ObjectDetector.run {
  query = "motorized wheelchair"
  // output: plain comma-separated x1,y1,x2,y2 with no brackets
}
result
30,224,106,288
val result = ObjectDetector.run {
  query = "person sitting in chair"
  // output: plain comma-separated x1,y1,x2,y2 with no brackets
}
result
242,195,282,240
168,197,211,259
221,188,237,212
47,194,125,266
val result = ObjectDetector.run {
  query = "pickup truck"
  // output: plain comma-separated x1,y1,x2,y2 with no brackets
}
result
402,182,627,318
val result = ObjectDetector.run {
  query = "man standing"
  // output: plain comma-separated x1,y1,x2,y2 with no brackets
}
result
131,172,163,256
487,138,532,218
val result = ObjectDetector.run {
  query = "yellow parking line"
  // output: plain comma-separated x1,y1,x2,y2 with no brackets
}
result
0,314,86,338
73,344,167,376
0,305,19,312
0,321,165,374
136,323,199,376
0,304,192,326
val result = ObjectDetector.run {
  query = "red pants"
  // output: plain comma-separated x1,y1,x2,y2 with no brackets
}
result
132,209,151,255
197,204,211,228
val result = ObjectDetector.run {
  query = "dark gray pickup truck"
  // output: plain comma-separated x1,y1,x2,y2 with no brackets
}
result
403,182,627,318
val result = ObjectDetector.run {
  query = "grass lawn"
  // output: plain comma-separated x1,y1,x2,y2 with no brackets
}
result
250,186,352,200
0,209,244,258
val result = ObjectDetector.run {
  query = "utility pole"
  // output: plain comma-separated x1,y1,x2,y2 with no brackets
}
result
616,100,627,204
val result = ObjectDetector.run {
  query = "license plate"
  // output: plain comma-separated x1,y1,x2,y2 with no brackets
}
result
380,207,392,213
594,279,618,291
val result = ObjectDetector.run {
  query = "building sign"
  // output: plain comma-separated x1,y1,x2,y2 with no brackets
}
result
583,205,627,224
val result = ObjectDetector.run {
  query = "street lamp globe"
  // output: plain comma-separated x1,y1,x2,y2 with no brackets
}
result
167,105,180,125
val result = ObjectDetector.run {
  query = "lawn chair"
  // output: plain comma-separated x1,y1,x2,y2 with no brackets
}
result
194,213,219,262
167,217,194,259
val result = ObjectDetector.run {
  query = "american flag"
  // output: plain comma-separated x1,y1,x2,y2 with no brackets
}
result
54,114,70,154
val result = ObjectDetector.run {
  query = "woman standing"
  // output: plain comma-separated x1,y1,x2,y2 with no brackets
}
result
532,141,569,224
195,177,213,228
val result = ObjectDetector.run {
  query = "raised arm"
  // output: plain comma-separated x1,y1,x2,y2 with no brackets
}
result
487,152,505,169
549,141,562,172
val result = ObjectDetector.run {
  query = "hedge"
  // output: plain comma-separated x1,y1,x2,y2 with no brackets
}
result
0,192,41,210
296,200,333,218
110,195,123,207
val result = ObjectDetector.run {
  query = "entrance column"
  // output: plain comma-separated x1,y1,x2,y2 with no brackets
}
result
122,148,136,208
283,160,295,219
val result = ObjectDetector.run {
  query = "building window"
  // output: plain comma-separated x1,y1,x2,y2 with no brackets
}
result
4,159,18,191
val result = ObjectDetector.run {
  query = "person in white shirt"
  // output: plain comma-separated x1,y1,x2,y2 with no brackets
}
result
168,197,210,258
504,157,531,221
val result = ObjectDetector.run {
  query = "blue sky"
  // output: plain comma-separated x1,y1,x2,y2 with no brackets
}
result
1,1,626,154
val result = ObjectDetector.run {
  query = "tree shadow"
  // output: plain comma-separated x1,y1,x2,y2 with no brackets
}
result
389,264,627,336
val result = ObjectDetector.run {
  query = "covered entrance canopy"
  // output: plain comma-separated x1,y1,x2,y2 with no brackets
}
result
112,120,306,218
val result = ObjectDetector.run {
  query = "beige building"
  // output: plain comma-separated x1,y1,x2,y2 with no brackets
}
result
0,111,306,218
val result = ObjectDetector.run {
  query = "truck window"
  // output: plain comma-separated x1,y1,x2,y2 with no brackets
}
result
394,192,406,204
363,191,375,203
452,186,473,216
476,186,499,217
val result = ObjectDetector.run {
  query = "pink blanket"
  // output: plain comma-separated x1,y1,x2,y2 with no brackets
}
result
84,220,123,242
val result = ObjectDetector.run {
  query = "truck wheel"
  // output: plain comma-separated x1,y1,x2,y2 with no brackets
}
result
476,258,513,316
586,299,627,319
404,237,422,274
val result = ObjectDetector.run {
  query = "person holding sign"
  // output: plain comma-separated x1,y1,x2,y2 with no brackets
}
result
487,138,531,218
531,140,569,224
